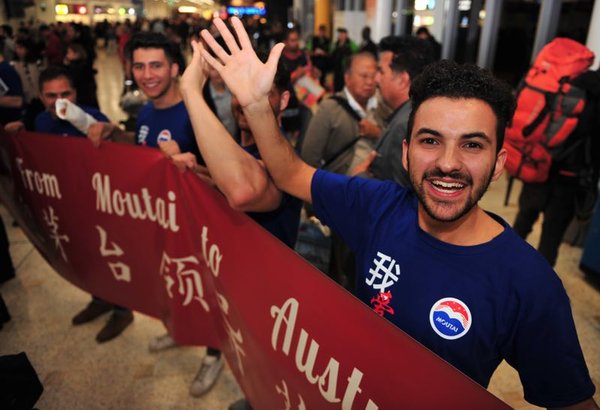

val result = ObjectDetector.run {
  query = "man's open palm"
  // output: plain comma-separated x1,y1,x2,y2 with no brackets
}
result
200,17,284,108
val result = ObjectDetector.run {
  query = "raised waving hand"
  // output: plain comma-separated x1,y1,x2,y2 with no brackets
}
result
200,17,284,108
180,38,210,93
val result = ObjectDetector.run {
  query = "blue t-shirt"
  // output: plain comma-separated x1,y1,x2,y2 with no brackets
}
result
244,143,301,248
312,169,595,408
34,107,109,136
135,101,202,162
0,61,24,124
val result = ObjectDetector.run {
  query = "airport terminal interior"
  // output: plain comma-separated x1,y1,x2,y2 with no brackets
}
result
0,46,598,409
1,0,600,408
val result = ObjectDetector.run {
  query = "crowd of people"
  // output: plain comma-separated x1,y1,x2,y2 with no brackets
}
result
1,13,599,410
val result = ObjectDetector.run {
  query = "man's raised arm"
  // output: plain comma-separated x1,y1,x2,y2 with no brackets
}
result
200,17,316,204
180,38,281,212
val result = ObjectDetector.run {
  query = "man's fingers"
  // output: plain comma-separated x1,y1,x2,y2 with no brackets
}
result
195,42,211,73
172,159,187,172
87,133,102,148
189,40,208,77
199,45,223,74
190,39,202,61
212,18,240,55
200,29,230,65
171,153,197,172
266,43,285,74
231,16,253,50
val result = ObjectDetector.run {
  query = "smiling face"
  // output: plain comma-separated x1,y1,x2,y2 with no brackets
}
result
402,97,506,224
131,47,179,107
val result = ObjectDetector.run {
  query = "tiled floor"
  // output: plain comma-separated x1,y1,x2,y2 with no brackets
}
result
1,48,599,409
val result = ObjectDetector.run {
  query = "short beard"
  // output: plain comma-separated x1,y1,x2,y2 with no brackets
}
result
407,155,494,223
147,79,173,102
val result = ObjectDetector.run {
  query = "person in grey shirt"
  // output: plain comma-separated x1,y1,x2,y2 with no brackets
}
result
352,35,434,187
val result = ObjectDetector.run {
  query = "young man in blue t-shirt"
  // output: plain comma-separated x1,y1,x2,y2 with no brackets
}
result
88,32,201,163
4,66,134,344
198,18,598,409
147,38,301,401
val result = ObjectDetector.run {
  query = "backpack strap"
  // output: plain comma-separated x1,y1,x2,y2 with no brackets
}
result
328,95,363,122
319,96,363,169
520,82,556,137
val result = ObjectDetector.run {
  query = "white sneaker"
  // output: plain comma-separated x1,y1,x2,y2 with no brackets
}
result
189,354,224,397
148,334,177,352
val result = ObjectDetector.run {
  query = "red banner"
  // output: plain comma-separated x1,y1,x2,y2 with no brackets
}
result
0,131,510,409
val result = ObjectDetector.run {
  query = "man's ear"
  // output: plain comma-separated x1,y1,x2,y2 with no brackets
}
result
279,90,290,112
491,147,507,181
171,62,179,78
398,70,410,92
402,138,409,171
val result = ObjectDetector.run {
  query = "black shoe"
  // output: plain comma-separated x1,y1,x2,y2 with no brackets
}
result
95,310,133,343
72,300,112,325
229,398,253,410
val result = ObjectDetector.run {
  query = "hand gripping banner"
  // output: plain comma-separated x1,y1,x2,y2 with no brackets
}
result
0,131,510,409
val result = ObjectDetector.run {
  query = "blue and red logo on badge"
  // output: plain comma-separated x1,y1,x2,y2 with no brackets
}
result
157,129,172,143
429,297,472,340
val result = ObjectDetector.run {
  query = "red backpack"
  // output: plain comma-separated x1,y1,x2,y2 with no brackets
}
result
504,38,594,183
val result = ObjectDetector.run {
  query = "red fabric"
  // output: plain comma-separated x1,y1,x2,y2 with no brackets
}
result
504,137,552,183
527,37,594,91
0,131,509,409
504,38,594,182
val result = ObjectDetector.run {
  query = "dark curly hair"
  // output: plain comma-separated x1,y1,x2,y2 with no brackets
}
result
407,60,515,153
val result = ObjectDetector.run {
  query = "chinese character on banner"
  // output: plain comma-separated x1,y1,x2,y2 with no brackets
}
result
96,225,131,282
366,251,400,293
216,292,246,375
275,379,306,410
370,291,395,317
42,206,69,261
159,252,209,312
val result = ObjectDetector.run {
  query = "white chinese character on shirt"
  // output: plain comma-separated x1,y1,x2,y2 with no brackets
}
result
366,251,400,293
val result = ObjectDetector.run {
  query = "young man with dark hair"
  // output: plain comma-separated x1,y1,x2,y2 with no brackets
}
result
148,37,301,400
33,66,107,135
88,32,200,161
4,66,133,343
199,18,598,409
